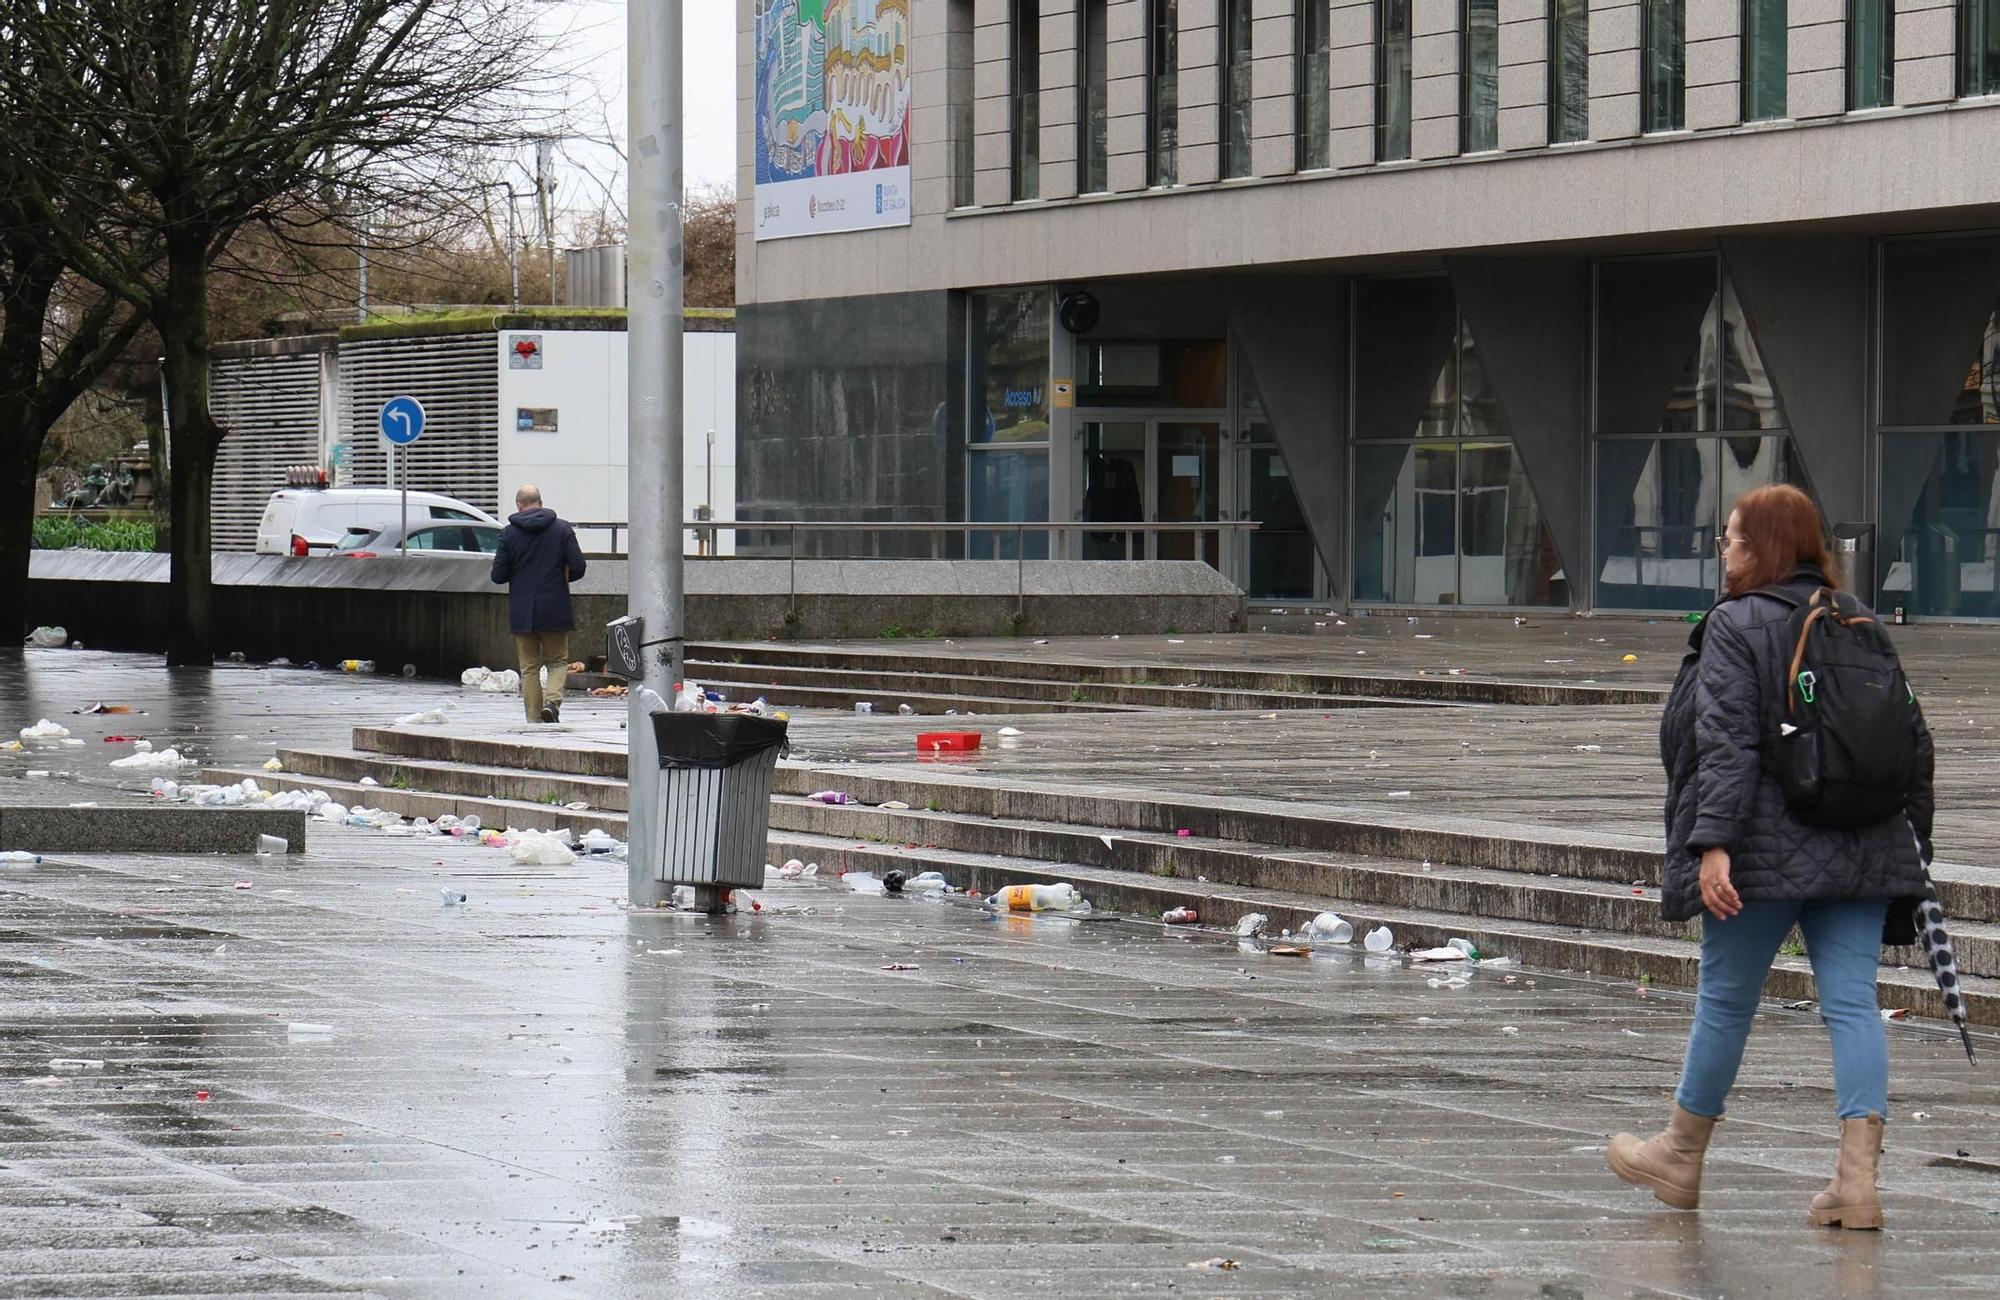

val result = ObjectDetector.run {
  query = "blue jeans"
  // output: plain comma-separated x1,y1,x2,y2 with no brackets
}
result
1675,898,1891,1121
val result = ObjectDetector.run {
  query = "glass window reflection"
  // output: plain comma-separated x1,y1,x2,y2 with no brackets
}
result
971,288,1051,443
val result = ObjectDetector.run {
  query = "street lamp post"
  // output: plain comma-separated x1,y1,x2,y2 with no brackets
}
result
625,0,685,905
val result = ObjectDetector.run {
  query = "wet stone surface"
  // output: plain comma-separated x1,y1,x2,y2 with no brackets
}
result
4,646,2000,1295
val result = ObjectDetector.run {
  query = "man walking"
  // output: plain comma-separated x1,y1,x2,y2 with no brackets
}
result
490,484,587,723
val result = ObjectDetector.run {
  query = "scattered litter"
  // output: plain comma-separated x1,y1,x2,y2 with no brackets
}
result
1574,744,1603,753
883,963,919,972
1446,938,1480,959
79,702,135,714
48,1058,104,1070
590,684,628,697
1363,925,1395,953
997,727,1024,737
1621,654,1639,663
256,835,289,855
509,831,577,866
340,659,375,674
1162,907,1198,925
1411,947,1472,963
1306,912,1354,943
917,731,980,753
19,719,69,739
440,889,467,905
1364,1238,1418,1249
460,667,521,693
194,1090,210,1102
1385,790,1413,799
26,626,68,648
854,702,874,714
1268,946,1309,958
1189,1259,1240,1273
1176,828,1193,838
1882,1008,1909,1022
845,871,886,895
24,769,49,779
563,801,589,811
879,800,910,810
395,706,454,726
1912,1111,1931,1121
358,776,378,786
809,791,854,805
897,704,916,716
261,758,284,771
774,859,818,880
233,881,253,890
580,829,625,856
1622,1029,1645,1038
286,1023,336,1038
987,882,1080,911
110,748,193,769
1235,913,1269,938
1501,1026,1520,1036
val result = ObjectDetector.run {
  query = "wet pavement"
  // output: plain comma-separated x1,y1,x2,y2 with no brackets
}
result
6,645,2000,1296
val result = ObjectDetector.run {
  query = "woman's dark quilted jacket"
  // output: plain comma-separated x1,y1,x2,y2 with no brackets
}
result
1659,566,1935,932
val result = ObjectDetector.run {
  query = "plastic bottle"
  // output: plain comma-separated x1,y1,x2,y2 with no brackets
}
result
845,871,885,895
1162,906,1198,925
987,882,1077,911
1307,912,1355,944
1446,937,1480,960
1,851,43,864
809,791,854,805
908,871,949,892
1235,913,1269,938
1364,925,1395,953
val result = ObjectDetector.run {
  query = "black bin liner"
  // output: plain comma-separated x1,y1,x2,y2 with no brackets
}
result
652,712,789,770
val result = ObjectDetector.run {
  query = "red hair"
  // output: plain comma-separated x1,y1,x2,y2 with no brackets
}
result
1728,484,1838,595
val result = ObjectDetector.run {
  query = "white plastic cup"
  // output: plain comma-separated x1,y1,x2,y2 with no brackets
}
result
1310,912,1355,944
1364,925,1395,953
256,834,288,855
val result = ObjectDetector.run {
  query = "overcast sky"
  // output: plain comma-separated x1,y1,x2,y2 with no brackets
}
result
539,2,740,232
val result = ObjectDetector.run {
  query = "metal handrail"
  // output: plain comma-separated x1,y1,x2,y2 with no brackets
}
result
571,519,1262,621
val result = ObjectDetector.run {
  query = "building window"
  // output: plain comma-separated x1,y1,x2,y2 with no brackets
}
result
1351,278,1565,607
1964,0,2000,97
969,288,1054,558
950,0,975,207
1148,0,1179,185
1297,1,1331,167
1549,0,1590,142
1741,0,1787,120
1642,0,1685,131
1222,0,1254,177
1461,0,1500,152
1010,0,1040,200
1079,0,1109,191
1377,0,1413,160
1849,0,1895,109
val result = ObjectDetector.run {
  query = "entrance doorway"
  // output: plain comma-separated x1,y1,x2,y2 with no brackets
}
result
1080,416,1225,566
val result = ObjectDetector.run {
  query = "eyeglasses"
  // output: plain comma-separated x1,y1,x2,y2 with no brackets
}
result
1715,535,1744,554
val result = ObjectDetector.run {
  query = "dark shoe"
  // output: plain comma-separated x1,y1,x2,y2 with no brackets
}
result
548,701,562,723
539,705,557,724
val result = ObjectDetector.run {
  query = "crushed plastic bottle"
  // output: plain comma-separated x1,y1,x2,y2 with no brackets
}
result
845,871,886,895
1364,925,1395,953
1446,937,1480,960
1235,913,1269,938
672,681,706,713
1162,906,1198,925
907,871,949,893
1306,912,1355,944
1,851,44,865
440,888,467,905
987,882,1078,911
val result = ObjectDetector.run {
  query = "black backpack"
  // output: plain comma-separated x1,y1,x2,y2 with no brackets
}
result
1756,584,1920,829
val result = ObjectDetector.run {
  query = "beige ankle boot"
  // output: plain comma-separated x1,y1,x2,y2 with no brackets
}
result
1808,1114,1885,1230
1607,1104,1717,1209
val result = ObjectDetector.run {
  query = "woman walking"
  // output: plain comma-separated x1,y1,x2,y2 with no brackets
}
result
1607,484,1935,1229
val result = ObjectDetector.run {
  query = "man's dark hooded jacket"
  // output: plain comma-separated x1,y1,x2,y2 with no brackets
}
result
1659,565,1934,939
490,507,587,634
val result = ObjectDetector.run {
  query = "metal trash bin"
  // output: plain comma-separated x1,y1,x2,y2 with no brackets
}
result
651,711,788,889
1834,522,1875,609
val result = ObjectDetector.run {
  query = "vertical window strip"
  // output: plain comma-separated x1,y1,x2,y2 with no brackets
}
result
1549,0,1590,142
1461,0,1500,152
1296,1,1331,168
1741,0,1787,121
1378,0,1413,160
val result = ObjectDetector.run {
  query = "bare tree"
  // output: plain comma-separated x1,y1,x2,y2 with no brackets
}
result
0,0,557,663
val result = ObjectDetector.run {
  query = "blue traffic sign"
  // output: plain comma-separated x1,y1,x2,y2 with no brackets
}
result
379,396,426,446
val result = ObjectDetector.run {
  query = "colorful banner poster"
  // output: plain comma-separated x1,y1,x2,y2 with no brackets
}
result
754,0,912,241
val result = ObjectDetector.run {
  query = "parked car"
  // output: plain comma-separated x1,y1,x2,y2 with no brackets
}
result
331,520,504,558
255,487,499,556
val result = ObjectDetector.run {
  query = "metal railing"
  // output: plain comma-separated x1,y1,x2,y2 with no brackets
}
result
575,519,1261,620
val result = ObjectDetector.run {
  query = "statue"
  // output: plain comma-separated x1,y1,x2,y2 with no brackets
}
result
61,463,110,510
104,463,136,507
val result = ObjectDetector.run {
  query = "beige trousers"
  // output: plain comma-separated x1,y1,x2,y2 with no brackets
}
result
515,630,569,720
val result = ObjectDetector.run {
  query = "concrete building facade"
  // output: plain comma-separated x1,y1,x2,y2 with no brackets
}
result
738,0,2000,616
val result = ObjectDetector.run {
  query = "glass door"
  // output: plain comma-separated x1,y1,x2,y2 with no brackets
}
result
1081,421,1148,558
1155,421,1222,564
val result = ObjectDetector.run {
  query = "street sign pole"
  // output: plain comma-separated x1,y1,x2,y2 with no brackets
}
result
378,397,427,560
626,0,685,906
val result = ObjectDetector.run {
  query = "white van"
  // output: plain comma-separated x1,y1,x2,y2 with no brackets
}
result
255,488,501,556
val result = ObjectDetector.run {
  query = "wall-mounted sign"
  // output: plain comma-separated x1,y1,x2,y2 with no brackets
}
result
508,334,543,369
1051,379,1075,410
516,407,559,433
753,0,912,241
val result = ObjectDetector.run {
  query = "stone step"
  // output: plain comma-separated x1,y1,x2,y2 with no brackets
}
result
760,828,2000,1030
685,659,1443,714
687,641,1669,707
767,796,2000,981
199,768,627,840
275,748,632,812
340,726,2000,928
685,675,1144,716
